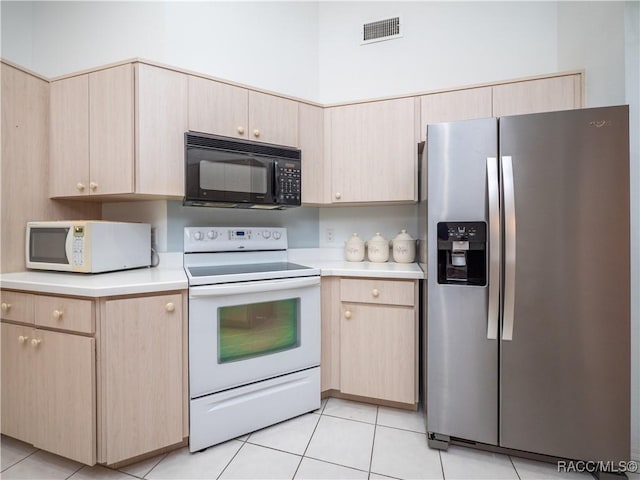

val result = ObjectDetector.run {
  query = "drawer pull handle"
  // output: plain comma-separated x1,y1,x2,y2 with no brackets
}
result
31,338,41,347
52,310,63,320
253,129,260,138
90,182,98,191
237,126,245,135
18,335,28,344
372,289,380,298
1,302,12,312
76,182,86,191
344,310,352,319
165,302,175,313
335,192,342,200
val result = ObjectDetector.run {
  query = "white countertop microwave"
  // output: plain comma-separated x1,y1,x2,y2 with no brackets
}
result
26,221,151,273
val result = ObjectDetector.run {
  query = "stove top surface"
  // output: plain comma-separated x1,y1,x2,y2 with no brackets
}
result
188,262,312,278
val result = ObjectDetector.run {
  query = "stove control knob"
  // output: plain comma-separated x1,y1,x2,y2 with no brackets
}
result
193,231,204,241
273,231,282,240
207,230,218,240
262,231,271,239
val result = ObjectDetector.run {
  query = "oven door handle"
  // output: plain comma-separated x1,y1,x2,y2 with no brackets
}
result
189,276,320,298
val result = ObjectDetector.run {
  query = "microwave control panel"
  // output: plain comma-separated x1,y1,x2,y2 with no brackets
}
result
276,161,301,205
72,225,85,266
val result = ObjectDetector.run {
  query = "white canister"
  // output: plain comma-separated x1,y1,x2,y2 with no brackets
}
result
367,232,390,263
392,229,416,263
344,233,365,262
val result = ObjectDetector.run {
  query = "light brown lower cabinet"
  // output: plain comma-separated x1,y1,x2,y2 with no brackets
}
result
100,294,184,465
0,290,187,466
34,329,96,464
321,277,419,407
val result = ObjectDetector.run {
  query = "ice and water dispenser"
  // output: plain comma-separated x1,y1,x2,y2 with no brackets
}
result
436,222,487,286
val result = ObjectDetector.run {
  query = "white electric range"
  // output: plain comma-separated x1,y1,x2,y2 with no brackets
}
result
184,226,321,452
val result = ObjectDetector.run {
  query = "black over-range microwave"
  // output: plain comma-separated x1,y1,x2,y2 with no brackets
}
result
184,132,302,209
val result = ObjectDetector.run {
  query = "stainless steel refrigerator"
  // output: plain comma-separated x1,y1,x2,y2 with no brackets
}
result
420,106,630,462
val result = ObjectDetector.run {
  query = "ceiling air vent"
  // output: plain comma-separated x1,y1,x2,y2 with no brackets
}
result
362,16,402,45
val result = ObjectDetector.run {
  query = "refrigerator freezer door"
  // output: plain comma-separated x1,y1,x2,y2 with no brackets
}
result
426,118,499,445
499,106,630,461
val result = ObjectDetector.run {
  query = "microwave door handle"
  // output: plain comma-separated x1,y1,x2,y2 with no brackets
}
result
272,159,279,201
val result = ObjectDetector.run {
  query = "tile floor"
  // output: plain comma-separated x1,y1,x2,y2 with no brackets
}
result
2,398,639,480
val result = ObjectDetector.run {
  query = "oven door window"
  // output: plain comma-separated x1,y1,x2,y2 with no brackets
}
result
218,298,300,363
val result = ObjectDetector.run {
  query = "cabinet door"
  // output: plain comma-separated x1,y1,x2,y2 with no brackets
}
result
340,303,415,404
419,87,492,141
89,64,134,195
136,64,188,196
298,103,329,204
249,91,298,146
50,74,90,197
102,294,183,464
330,98,416,204
492,75,582,117
32,329,96,465
320,278,340,391
1,323,34,442
188,75,248,139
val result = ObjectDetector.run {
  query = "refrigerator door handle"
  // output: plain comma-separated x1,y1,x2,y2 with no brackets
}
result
502,155,516,341
486,156,500,340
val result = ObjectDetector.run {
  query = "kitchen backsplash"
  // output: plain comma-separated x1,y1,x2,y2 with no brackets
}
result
103,201,418,253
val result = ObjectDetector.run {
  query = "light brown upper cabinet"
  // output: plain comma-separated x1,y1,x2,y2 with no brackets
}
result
298,103,328,205
419,87,493,142
492,74,582,117
328,97,417,204
50,63,187,199
188,76,298,147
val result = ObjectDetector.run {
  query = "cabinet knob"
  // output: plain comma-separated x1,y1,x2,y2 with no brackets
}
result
372,289,380,298
52,309,63,320
237,126,245,135
344,310,352,319
76,182,86,191
90,182,98,191
253,129,260,138
165,302,175,313
1,302,11,312
18,335,28,344
335,192,342,200
31,338,41,347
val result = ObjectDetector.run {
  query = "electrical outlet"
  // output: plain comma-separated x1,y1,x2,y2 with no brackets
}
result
326,228,335,242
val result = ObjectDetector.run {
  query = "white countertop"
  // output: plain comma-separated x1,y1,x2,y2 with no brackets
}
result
288,248,425,280
0,249,425,297
0,253,188,297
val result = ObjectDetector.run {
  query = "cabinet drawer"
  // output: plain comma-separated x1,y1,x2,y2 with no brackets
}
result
1,291,34,324
340,278,415,307
35,296,95,334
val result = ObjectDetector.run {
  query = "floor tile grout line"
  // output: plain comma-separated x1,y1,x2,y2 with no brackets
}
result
509,455,522,480
64,462,84,480
139,451,169,479
321,412,378,426
0,446,40,473
216,440,248,480
291,412,322,479
438,448,446,480
303,454,370,475
368,406,379,476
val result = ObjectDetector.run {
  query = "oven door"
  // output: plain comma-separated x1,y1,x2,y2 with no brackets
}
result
188,276,320,398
